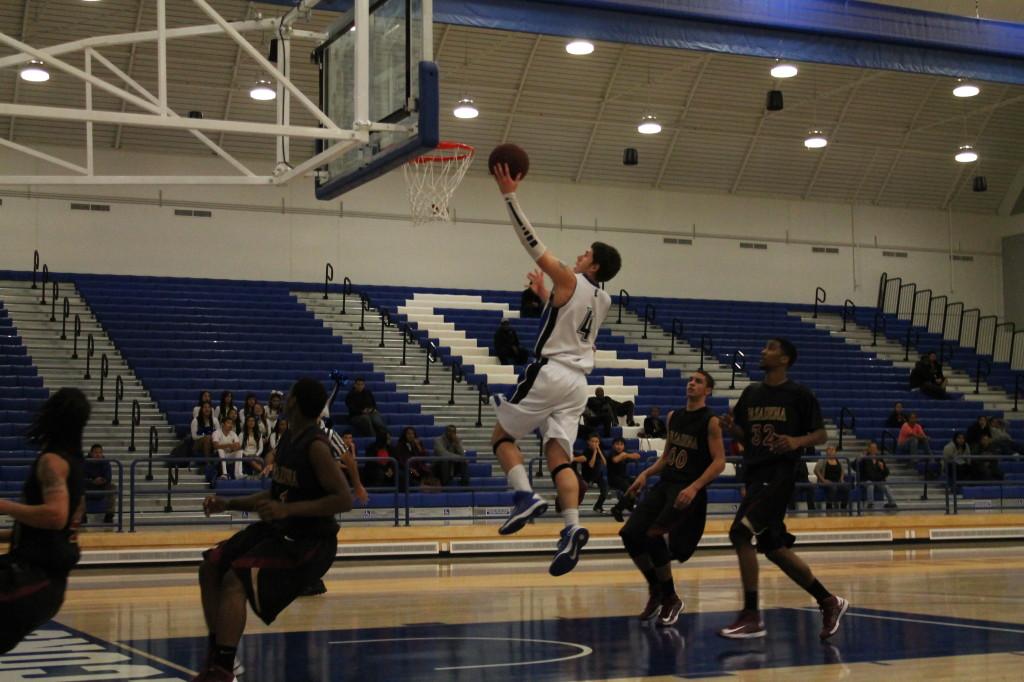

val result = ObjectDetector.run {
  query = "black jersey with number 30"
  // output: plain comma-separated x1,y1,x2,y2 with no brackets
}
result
733,380,824,472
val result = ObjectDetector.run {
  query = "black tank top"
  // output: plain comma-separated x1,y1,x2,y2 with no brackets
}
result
662,407,713,486
11,450,85,575
270,425,340,539
823,461,842,483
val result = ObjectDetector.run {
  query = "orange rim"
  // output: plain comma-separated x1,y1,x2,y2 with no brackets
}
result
410,141,475,164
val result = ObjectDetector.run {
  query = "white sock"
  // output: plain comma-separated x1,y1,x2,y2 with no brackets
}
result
506,464,532,493
562,508,580,528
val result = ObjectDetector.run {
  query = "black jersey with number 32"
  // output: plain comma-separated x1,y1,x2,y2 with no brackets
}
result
733,380,824,472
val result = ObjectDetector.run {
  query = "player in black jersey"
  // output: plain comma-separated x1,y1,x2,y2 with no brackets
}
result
0,388,90,653
718,338,848,641
195,378,353,682
619,370,725,627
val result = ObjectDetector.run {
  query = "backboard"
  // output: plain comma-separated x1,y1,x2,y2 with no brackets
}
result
314,0,438,200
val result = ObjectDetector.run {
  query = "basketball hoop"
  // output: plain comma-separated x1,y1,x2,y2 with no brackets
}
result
403,141,475,224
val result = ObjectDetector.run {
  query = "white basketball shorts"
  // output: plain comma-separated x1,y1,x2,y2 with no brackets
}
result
493,359,588,459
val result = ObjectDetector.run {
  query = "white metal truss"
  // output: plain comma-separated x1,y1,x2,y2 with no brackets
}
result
0,0,423,187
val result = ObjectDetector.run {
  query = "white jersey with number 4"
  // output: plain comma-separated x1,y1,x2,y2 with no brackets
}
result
535,273,611,374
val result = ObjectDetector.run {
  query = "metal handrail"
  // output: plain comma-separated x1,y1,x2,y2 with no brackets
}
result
841,299,855,332
449,359,465,406
913,288,932,328
423,341,439,385
616,289,630,324
49,281,58,322
898,282,916,322
944,300,963,340
379,310,392,348
98,353,109,401
60,297,70,340
960,308,980,347
669,319,683,355
340,276,353,314
128,399,141,452
39,264,49,305
112,375,124,425
938,340,955,366
323,262,333,299
476,383,491,428
974,358,991,395
993,321,1015,362
878,429,896,455
641,303,656,340
837,406,856,451
402,455,505,526
903,328,919,362
399,322,418,366
729,349,746,389
813,286,826,319
976,314,998,354
71,314,82,359
1013,374,1021,412
84,333,95,379
145,425,159,482
930,294,948,335
31,250,39,289
871,310,886,347
699,336,713,371
875,272,888,311
358,293,370,331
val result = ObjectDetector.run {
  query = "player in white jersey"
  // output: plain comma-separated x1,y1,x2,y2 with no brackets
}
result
490,162,621,576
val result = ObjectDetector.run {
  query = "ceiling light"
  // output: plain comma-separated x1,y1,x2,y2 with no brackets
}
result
566,40,594,56
804,129,828,149
453,97,479,119
771,62,798,79
637,114,661,135
249,79,276,101
19,60,49,83
952,79,980,98
955,144,978,163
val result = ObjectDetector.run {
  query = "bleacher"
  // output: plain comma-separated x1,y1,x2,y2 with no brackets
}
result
0,299,44,468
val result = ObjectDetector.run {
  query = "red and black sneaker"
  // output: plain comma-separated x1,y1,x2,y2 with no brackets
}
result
639,592,662,624
190,665,236,682
718,610,766,639
657,595,684,627
819,595,849,640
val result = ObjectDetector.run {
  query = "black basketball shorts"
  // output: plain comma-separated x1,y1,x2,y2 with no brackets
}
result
0,556,68,654
622,482,708,563
734,464,798,554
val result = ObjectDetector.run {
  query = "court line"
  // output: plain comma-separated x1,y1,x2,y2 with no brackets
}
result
328,635,593,671
106,639,198,677
794,608,1024,635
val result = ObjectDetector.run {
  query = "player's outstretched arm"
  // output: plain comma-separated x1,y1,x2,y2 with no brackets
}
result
494,163,576,303
0,453,71,530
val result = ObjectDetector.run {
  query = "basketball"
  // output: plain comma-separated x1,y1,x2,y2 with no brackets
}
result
488,143,530,179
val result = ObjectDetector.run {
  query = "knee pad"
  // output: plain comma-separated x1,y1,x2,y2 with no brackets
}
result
492,436,515,456
549,462,574,484
729,520,754,548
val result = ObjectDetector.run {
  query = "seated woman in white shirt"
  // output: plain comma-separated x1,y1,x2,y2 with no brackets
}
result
211,417,242,481
192,390,213,419
252,403,271,442
239,415,265,478
190,402,219,467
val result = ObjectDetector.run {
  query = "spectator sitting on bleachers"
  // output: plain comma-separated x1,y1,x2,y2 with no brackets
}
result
192,390,212,419
239,393,258,429
813,446,848,514
640,406,667,439
575,435,609,514
266,390,283,430
988,417,1023,455
965,416,991,453
252,402,270,438
974,435,1006,481
494,318,529,366
84,443,116,523
432,425,469,487
362,434,396,488
909,353,949,400
520,270,544,318
263,417,287,477
859,442,897,509
216,390,236,423
238,415,265,478
606,437,640,521
393,427,437,491
212,417,242,481
345,377,389,445
789,458,817,513
885,401,907,429
584,387,637,438
190,402,219,468
898,412,933,459
942,432,971,483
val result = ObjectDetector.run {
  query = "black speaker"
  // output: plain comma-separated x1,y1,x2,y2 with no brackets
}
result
623,147,639,166
187,110,204,119
973,176,988,192
268,38,279,63
766,89,784,112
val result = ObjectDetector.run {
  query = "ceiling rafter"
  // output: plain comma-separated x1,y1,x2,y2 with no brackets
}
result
942,84,1011,210
216,2,256,150
654,54,712,189
873,80,941,205
573,44,628,183
729,116,768,194
113,0,147,149
7,0,33,141
802,73,875,199
851,147,881,203
500,34,542,144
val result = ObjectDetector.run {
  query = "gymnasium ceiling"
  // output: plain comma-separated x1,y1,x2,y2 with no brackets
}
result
0,0,1023,214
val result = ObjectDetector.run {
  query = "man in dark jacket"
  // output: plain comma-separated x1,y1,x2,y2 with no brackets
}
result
345,377,389,444
584,387,637,438
493,319,529,365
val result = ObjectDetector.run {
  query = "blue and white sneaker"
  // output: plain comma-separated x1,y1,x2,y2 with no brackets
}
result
499,491,548,535
549,525,589,576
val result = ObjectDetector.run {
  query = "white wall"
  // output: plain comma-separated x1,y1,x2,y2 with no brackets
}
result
0,145,1010,316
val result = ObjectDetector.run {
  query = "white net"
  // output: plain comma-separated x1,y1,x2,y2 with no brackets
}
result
403,142,475,224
